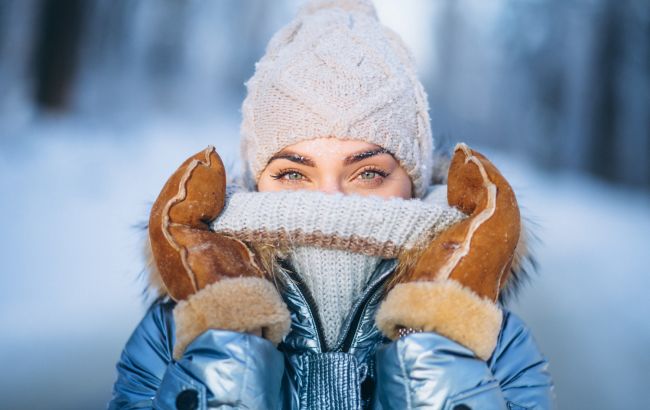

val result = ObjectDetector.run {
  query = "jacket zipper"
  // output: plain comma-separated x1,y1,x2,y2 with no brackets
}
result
280,259,397,353
336,269,392,352
280,261,329,352
335,259,397,352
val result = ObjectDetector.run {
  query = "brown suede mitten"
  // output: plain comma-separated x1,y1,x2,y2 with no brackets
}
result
376,143,521,360
148,146,291,359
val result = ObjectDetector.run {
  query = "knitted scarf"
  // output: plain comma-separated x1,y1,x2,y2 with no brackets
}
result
211,186,466,348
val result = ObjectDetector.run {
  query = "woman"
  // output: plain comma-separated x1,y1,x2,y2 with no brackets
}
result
109,1,555,409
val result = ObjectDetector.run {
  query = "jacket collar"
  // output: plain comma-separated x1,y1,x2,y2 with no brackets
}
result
277,258,398,355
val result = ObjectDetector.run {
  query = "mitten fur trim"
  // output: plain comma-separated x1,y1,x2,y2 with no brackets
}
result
173,277,291,359
376,279,503,361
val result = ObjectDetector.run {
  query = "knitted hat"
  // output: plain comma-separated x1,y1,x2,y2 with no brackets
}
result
240,0,434,198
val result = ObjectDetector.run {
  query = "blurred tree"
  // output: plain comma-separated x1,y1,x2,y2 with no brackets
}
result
588,0,621,183
451,0,650,189
1,0,647,188
33,0,85,110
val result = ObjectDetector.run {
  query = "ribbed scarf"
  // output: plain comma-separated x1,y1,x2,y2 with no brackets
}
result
211,186,466,347
213,185,464,258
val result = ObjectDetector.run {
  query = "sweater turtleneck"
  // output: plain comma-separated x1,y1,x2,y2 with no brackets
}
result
286,245,382,349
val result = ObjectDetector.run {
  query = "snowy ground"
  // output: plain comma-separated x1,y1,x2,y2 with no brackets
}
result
0,117,648,409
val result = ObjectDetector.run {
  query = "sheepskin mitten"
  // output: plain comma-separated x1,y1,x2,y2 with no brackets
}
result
148,146,291,359
376,144,521,360
240,0,433,198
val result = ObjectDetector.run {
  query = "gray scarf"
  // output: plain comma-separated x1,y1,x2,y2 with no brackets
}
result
212,186,465,347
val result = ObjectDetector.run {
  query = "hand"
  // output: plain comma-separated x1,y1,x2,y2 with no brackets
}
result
148,146,265,299
377,143,520,360
148,146,290,359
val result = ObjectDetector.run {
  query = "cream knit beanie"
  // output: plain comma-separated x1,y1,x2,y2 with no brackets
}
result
240,0,434,198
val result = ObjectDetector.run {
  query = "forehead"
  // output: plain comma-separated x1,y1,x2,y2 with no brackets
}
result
278,137,383,157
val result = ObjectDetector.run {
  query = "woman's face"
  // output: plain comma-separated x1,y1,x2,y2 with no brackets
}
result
257,138,413,199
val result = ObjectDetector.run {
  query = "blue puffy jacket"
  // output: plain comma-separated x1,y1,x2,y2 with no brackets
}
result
109,259,555,409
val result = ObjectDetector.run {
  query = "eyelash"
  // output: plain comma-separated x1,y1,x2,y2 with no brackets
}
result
357,166,389,181
269,166,390,184
270,168,305,182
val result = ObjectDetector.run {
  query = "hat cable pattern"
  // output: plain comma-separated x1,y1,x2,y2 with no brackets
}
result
240,0,434,198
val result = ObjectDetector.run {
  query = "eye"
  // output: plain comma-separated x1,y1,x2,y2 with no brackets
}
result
355,167,389,184
284,171,304,180
270,168,307,183
359,170,380,180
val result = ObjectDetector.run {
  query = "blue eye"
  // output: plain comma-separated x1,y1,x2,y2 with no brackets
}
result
360,170,378,180
285,172,303,180
270,168,306,182
357,167,388,181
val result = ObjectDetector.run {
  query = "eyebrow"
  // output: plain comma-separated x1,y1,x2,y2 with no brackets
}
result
266,147,390,167
267,152,316,167
343,148,389,165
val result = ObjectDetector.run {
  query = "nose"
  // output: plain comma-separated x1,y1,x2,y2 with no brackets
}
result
317,177,343,194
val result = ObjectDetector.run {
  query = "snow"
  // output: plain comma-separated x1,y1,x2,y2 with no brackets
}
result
0,117,648,408
0,115,241,409
1,0,648,407
491,151,650,409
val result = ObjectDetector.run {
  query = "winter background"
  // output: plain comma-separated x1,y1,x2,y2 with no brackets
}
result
0,0,648,408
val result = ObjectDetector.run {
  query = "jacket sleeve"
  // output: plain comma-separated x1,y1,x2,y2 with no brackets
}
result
108,301,285,410
373,310,555,410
